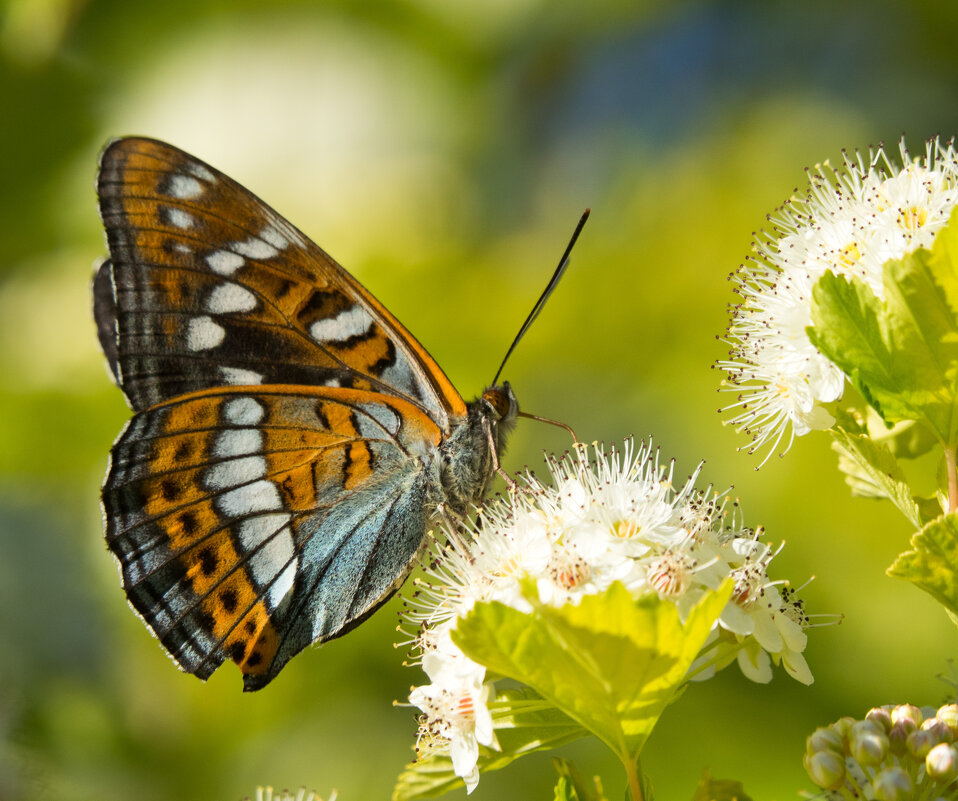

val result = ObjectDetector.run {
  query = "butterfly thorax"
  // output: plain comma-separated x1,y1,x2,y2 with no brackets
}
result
438,382,518,515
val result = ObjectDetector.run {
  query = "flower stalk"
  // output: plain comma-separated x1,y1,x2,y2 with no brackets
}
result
947,445,958,514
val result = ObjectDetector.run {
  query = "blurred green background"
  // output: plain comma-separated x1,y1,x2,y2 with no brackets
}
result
2,0,958,798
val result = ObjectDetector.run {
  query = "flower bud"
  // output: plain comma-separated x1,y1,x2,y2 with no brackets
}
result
871,766,913,801
867,706,893,732
921,718,953,745
889,718,917,755
806,726,844,756
926,742,958,783
804,749,846,790
892,704,924,728
907,728,937,761
851,720,889,766
937,704,958,737
831,716,856,743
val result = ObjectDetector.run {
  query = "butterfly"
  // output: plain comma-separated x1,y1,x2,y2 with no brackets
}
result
93,137,521,691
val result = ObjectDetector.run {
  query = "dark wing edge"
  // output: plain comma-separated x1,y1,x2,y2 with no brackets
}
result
92,258,121,386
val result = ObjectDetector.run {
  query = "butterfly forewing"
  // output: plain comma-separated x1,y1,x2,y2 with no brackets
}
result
95,137,466,427
103,385,442,688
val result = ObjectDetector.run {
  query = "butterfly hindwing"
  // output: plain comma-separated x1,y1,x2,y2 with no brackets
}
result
103,385,443,688
95,137,466,427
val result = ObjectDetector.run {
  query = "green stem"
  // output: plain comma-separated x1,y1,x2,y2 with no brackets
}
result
947,445,958,514
624,754,644,801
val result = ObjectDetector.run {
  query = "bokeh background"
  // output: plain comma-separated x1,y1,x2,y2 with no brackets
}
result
3,1,958,798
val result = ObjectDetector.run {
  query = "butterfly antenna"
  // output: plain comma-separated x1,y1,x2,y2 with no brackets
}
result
491,208,590,386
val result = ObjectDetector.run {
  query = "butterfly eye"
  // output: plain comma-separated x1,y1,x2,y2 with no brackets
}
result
481,386,512,418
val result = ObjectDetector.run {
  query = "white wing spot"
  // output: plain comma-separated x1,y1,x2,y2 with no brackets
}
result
218,480,283,516
168,174,202,199
205,456,268,490
172,242,192,254
251,544,296,608
233,236,278,260
224,397,265,425
190,163,215,182
267,562,297,608
220,366,263,385
237,514,292,551
164,207,195,230
236,516,297,608
186,316,225,351
260,225,289,250
268,216,306,248
207,283,257,314
207,250,245,275
309,305,372,343
214,429,263,458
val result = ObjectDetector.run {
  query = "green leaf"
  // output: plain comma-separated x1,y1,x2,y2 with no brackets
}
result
451,582,732,762
392,687,586,801
690,770,753,801
491,686,588,749
393,753,463,801
875,419,939,460
807,212,958,447
834,405,938,459
888,513,958,619
832,406,867,435
829,427,924,527
917,495,945,525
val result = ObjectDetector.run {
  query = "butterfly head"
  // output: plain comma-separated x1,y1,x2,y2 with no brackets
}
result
480,380,519,446
481,381,517,421
438,382,518,514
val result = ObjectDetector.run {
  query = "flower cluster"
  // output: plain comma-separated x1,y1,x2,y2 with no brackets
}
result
805,704,958,799
248,788,333,801
403,439,813,792
719,138,958,464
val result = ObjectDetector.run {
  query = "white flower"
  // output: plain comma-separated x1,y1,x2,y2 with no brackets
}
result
403,439,815,791
719,137,958,464
409,678,496,794
252,787,333,801
420,625,485,687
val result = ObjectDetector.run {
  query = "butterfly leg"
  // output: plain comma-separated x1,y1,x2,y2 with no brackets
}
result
483,417,517,490
435,502,474,558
